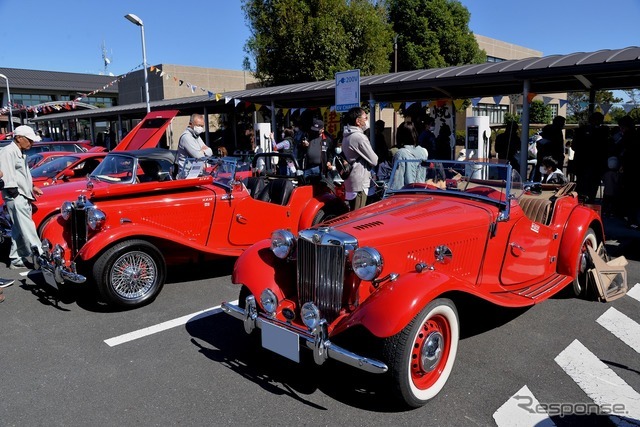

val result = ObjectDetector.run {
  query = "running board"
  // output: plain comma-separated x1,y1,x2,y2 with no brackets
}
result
507,273,572,300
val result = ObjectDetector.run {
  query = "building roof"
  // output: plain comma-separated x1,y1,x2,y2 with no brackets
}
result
31,45,640,122
0,67,118,93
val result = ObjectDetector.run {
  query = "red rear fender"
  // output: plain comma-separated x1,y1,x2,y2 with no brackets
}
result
557,205,604,277
297,193,347,230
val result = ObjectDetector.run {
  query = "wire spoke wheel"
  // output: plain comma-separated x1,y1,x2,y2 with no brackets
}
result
94,239,166,308
110,251,158,300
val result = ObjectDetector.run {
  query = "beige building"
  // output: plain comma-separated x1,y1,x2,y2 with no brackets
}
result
118,64,260,147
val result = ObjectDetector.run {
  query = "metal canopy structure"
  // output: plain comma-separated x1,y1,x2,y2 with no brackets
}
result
32,45,640,123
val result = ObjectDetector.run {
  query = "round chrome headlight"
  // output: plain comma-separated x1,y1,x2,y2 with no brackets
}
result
260,288,278,314
270,229,295,259
352,247,383,281
301,302,320,330
60,201,73,220
87,208,106,230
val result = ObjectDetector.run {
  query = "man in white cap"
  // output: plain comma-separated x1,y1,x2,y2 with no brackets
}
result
0,166,15,299
0,125,43,269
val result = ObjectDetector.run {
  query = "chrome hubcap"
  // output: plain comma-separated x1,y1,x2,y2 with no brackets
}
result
421,331,444,372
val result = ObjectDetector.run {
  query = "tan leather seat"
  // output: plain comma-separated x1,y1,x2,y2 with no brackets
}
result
518,196,552,224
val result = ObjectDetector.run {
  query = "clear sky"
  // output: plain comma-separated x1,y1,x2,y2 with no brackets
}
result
1,0,638,76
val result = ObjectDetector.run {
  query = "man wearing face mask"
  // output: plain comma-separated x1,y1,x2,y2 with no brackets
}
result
177,113,213,178
342,107,378,210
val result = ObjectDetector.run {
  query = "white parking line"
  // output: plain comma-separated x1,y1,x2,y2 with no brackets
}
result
597,307,640,354
627,283,640,303
555,339,640,422
104,300,237,347
493,385,556,427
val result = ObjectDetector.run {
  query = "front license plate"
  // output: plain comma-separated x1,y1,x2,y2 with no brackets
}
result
41,269,59,290
261,321,300,363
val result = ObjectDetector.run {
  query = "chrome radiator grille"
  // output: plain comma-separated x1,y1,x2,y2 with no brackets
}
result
296,228,357,323
68,196,91,257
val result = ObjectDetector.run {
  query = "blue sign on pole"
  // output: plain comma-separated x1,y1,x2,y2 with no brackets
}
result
335,69,360,112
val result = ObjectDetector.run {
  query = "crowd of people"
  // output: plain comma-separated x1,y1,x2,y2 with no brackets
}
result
494,113,639,228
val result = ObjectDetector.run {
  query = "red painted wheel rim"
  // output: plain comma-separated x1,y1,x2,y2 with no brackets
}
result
410,313,451,390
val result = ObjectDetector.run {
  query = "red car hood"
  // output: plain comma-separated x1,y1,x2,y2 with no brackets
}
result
327,194,496,247
111,110,179,151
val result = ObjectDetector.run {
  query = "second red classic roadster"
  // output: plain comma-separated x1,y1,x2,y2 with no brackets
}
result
36,152,347,308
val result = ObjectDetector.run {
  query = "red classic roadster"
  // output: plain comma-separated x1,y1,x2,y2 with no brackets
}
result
35,152,347,308
222,159,627,408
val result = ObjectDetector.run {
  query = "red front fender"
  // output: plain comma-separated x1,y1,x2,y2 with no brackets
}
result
334,271,471,338
231,239,294,303
557,205,604,277
77,224,214,261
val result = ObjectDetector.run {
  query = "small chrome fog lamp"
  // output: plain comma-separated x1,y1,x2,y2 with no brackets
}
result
301,302,320,330
52,244,65,260
260,288,278,315
41,238,51,254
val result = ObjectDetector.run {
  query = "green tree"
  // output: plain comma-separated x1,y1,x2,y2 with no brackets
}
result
528,100,552,125
566,90,622,124
242,0,393,86
387,0,485,71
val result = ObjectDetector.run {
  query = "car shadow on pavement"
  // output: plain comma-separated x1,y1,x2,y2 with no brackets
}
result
166,257,235,284
185,312,408,413
456,297,531,339
19,257,237,312
23,270,114,312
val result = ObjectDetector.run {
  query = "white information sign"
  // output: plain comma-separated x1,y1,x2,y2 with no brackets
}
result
335,69,360,112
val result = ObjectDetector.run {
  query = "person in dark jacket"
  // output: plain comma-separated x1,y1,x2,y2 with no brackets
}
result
618,115,640,228
572,112,609,202
300,119,332,177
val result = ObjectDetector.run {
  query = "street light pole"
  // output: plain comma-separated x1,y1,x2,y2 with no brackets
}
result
392,35,398,145
0,73,14,133
124,13,151,113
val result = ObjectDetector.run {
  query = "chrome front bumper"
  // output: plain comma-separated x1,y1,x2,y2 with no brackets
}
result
33,242,86,289
221,296,388,374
